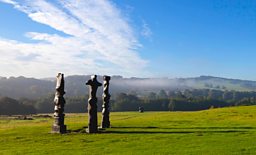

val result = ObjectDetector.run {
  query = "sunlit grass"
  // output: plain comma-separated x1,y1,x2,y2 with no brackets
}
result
1,106,256,154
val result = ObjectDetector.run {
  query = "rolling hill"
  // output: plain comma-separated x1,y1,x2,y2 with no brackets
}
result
0,75,255,99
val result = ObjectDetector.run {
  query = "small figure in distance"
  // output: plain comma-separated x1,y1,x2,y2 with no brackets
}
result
139,106,144,113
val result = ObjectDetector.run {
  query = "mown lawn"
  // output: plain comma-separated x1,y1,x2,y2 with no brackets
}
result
1,106,256,155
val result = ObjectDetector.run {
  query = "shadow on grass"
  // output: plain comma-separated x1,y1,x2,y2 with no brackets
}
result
104,130,248,134
67,126,254,134
112,126,256,130
106,126,255,134
67,126,87,133
111,126,158,129
164,126,256,130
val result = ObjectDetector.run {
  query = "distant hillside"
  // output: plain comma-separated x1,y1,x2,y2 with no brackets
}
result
183,76,256,91
0,75,256,99
0,96,36,115
0,76,53,99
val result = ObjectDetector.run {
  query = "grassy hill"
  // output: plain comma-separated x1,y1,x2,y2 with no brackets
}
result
1,106,256,154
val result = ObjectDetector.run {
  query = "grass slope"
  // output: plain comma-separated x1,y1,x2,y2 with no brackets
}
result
1,106,256,155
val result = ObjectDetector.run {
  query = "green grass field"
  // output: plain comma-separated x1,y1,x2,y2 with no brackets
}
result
1,106,256,155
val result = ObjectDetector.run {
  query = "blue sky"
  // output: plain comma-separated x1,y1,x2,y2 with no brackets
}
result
0,0,256,80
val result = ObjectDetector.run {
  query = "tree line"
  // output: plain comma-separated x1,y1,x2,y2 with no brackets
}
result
1,89,256,115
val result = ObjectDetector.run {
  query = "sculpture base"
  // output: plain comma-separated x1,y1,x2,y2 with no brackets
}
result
51,124,66,134
98,127,106,130
86,128,98,133
101,124,110,128
101,120,110,128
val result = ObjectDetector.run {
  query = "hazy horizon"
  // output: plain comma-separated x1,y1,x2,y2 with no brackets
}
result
1,74,256,82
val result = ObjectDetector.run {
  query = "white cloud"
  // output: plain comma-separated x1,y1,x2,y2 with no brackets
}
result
141,20,153,39
0,0,148,78
0,0,16,5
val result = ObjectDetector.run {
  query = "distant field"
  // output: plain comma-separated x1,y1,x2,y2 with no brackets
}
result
1,106,256,155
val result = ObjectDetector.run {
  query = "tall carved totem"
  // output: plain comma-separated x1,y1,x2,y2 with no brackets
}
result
52,73,66,133
101,76,111,128
86,75,102,133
